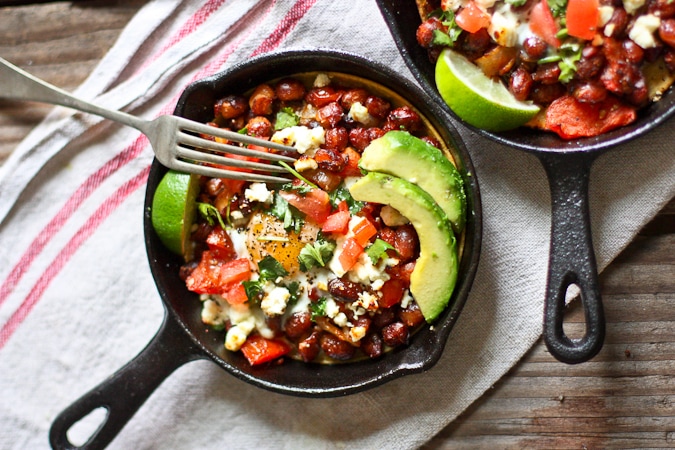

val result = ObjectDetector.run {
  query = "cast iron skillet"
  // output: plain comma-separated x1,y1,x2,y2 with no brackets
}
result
376,0,675,364
49,50,481,450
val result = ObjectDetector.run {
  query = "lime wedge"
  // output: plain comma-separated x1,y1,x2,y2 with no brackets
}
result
435,48,540,132
151,170,199,260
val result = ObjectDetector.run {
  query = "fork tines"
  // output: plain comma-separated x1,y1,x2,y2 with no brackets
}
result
175,116,298,183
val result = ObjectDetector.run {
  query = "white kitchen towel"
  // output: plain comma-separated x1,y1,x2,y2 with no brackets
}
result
0,1,673,449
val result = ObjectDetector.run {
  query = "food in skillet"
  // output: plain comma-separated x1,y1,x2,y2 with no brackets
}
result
414,0,675,138
151,73,467,365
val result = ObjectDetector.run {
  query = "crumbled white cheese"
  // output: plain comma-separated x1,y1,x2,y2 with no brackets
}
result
348,102,377,127
371,279,385,291
294,157,318,172
244,182,273,204
201,299,224,327
347,252,391,286
333,312,349,327
400,290,413,309
324,298,341,319
441,0,465,13
271,126,325,155
623,0,646,15
629,14,661,49
355,291,379,311
260,285,291,316
349,326,367,343
491,4,520,47
328,235,348,277
599,5,614,27
314,73,331,87
474,0,495,10
224,315,255,351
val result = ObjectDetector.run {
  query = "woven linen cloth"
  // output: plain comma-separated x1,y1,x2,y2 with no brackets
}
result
0,1,673,448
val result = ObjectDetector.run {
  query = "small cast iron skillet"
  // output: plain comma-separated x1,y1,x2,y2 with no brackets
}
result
49,50,481,450
376,0,675,364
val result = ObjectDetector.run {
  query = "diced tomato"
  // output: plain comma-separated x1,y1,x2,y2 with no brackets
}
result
455,2,490,33
339,147,362,177
185,251,224,295
337,200,349,212
378,279,407,308
240,334,291,365
322,210,351,234
530,0,561,48
219,257,252,285
351,217,377,247
545,95,637,139
223,282,248,305
566,0,599,40
339,237,364,272
279,188,332,224
205,226,236,260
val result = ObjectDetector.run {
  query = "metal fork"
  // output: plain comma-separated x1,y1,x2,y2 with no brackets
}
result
0,57,297,183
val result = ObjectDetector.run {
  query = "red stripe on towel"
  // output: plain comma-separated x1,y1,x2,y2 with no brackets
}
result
251,0,317,56
0,167,151,350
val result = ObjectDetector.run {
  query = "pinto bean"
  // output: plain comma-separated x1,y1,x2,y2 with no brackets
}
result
298,329,321,362
530,83,566,104
361,333,384,359
314,148,346,173
571,81,608,103
650,0,675,19
381,322,409,347
365,96,391,119
371,307,397,329
398,302,425,328
305,168,342,192
317,102,344,129
320,333,356,360
623,40,645,64
395,224,419,262
384,106,421,132
509,66,534,101
459,28,492,59
341,88,369,110
604,7,629,38
246,116,273,138
324,126,349,151
522,35,548,60
284,311,313,339
249,84,276,116
660,19,675,48
215,95,248,120
532,62,561,85
306,86,342,108
275,78,306,101
328,277,364,302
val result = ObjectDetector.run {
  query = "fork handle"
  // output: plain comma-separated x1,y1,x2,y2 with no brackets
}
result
0,57,146,131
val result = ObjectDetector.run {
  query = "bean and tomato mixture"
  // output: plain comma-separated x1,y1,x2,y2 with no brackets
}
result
416,0,675,138
180,73,447,365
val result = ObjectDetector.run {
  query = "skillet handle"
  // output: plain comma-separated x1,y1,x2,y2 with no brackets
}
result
49,311,204,450
538,152,605,364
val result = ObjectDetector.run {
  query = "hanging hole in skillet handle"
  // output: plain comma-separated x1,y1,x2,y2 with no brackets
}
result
539,151,606,364
49,311,204,450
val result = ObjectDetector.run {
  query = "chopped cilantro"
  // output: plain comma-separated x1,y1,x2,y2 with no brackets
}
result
274,107,299,130
197,202,226,229
505,0,528,6
243,280,265,303
298,239,336,272
286,281,300,306
310,297,328,320
269,193,304,232
365,238,396,264
330,186,364,213
429,9,462,47
258,255,289,281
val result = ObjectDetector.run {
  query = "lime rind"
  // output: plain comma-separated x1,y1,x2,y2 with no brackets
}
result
435,48,540,132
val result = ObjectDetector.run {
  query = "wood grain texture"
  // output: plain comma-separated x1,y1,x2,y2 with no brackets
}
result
1,2,673,448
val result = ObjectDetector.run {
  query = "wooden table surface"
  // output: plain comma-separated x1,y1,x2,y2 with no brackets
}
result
1,2,673,448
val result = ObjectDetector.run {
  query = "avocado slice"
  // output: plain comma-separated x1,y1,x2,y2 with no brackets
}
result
349,172,458,323
359,130,466,233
